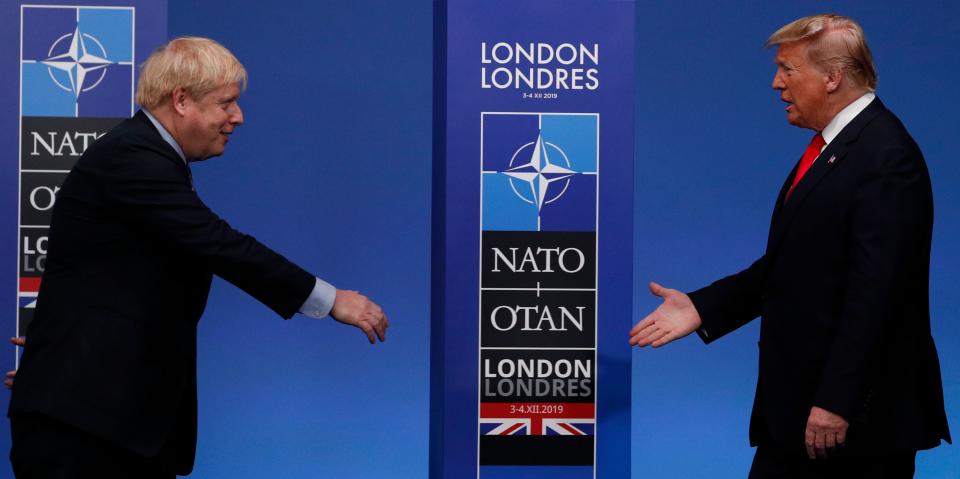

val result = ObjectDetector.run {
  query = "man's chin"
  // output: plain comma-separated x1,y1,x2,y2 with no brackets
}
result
786,115,804,128
190,150,224,162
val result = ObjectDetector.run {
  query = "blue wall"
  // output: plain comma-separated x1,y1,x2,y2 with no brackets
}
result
1,1,956,478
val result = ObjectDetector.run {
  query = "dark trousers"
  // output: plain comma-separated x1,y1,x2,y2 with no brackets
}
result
748,444,916,479
10,413,177,479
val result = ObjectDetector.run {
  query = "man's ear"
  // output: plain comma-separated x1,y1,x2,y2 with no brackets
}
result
824,66,843,94
171,87,189,116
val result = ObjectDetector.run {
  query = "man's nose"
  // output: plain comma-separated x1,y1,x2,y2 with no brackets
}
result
772,71,785,90
231,104,244,125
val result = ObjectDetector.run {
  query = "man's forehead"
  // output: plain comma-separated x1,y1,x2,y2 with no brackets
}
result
207,82,242,100
774,41,808,64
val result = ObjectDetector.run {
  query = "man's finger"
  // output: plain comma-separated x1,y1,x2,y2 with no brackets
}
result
629,315,656,336
836,429,846,446
9,337,25,347
374,318,386,342
629,326,657,345
629,315,659,338
640,328,669,347
805,428,816,460
632,322,668,347
648,282,667,298
814,432,827,459
629,326,658,346
359,322,376,344
651,331,677,348
824,431,836,450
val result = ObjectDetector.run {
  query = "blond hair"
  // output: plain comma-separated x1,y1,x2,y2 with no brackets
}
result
135,36,247,109
766,14,877,91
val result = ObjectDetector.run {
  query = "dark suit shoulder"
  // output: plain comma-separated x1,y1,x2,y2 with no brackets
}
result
857,101,920,149
75,111,186,178
842,101,925,177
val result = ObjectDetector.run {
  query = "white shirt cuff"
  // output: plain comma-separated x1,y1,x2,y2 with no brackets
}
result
299,277,336,319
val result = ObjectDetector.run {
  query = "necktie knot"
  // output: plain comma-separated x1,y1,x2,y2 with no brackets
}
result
785,133,825,202
809,132,826,152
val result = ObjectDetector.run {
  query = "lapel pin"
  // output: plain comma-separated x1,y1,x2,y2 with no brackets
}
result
827,155,836,164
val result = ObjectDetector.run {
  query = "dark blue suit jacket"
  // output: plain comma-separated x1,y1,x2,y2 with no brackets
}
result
689,98,950,455
9,111,316,474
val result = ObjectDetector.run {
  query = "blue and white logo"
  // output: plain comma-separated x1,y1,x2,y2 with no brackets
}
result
482,113,598,232
21,6,134,118
503,134,578,211
41,25,115,98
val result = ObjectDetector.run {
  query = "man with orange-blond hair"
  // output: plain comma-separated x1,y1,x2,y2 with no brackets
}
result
630,14,950,477
8,37,388,478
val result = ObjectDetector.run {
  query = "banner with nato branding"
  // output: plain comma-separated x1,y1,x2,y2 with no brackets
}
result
431,2,634,479
2,1,166,355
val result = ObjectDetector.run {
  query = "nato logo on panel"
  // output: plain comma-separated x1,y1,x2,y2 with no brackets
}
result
21,6,134,118
482,113,598,232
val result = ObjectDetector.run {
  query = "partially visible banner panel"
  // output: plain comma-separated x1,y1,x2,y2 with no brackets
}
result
7,1,167,348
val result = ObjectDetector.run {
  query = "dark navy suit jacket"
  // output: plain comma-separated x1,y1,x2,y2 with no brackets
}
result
9,111,316,474
689,98,950,455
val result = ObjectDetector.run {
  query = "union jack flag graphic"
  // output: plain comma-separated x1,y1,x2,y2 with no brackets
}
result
18,293,38,310
480,419,530,436
543,418,594,436
19,277,41,294
480,403,594,436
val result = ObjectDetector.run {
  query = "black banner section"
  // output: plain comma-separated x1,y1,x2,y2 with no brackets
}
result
481,289,595,348
481,231,595,289
481,349,594,403
21,117,123,170
479,436,593,466
19,227,48,277
19,171,67,226
17,310,34,339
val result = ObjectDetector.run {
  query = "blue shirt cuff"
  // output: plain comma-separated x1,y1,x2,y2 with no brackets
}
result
299,277,337,319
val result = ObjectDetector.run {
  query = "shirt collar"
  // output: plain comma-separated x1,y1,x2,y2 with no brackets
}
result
141,108,187,163
820,92,876,149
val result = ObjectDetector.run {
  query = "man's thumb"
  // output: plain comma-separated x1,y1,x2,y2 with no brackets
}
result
649,281,668,298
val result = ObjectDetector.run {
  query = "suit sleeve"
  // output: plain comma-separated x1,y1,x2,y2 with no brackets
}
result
813,145,932,419
100,147,316,319
687,255,766,344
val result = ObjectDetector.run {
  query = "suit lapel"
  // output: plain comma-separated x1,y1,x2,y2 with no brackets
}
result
765,163,796,249
765,98,887,256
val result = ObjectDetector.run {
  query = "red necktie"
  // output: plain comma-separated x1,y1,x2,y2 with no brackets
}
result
785,133,825,201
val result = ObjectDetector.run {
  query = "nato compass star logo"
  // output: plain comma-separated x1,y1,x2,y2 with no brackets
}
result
503,133,578,211
21,6,134,117
482,113,598,232
42,26,115,99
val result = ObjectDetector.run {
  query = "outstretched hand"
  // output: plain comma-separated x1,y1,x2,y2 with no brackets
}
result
4,336,25,390
629,282,702,348
330,290,389,344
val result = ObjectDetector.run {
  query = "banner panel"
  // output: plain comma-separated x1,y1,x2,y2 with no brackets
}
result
431,2,634,478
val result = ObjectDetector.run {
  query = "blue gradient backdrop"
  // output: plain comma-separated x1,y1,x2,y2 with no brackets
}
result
0,1,956,478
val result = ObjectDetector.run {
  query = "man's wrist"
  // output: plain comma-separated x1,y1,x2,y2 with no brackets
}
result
299,277,337,318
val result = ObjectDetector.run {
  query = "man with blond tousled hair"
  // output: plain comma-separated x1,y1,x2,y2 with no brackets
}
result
630,14,949,478
8,37,388,478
